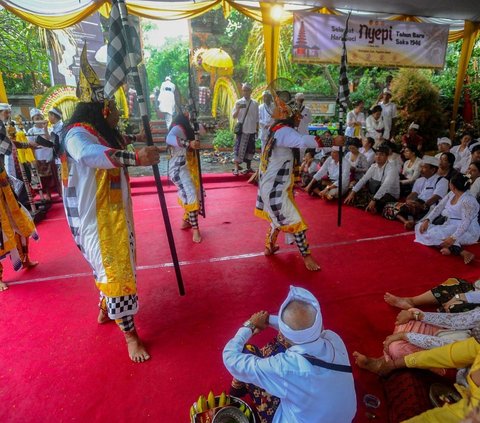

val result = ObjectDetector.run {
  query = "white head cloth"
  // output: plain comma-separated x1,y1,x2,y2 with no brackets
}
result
30,107,42,119
0,103,11,111
409,122,419,130
278,286,322,345
165,76,171,81
49,107,63,118
242,82,252,90
422,155,439,167
295,92,305,100
331,146,340,152
437,137,452,146
383,88,392,95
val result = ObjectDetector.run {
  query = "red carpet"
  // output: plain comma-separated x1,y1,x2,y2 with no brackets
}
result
1,175,479,423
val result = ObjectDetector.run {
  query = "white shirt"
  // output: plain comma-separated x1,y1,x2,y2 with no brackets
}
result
232,97,259,134
223,325,356,423
50,120,63,164
451,145,471,173
345,110,365,138
401,157,422,184
469,178,480,199
296,105,312,135
359,147,375,167
259,103,274,145
379,101,397,140
27,125,53,162
388,153,403,174
412,174,448,202
365,115,385,144
345,151,369,180
353,161,400,200
313,156,351,193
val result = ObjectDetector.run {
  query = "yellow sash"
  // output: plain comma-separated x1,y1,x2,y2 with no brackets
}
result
94,168,136,297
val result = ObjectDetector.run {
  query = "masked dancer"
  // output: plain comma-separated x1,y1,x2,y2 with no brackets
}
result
166,113,202,243
255,92,335,271
61,46,160,362
0,103,39,291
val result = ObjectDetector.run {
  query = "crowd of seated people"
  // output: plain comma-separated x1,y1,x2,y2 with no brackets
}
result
297,97,480,266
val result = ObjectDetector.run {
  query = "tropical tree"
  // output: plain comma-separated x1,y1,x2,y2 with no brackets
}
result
144,36,190,101
392,68,445,149
0,10,49,94
0,9,73,95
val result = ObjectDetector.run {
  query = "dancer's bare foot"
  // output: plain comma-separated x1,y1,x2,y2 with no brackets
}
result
404,221,415,230
125,330,150,363
22,259,39,269
461,250,475,265
0,281,8,292
97,309,111,324
353,352,393,376
181,220,191,230
440,247,451,256
264,244,279,256
303,254,321,271
384,292,414,310
192,229,202,243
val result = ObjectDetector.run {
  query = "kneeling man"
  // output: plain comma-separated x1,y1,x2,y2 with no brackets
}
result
223,286,356,423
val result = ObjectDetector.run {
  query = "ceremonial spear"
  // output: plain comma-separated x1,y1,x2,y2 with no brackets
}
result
105,0,185,295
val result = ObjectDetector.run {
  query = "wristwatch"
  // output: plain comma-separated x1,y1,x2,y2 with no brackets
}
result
455,294,464,302
243,320,256,332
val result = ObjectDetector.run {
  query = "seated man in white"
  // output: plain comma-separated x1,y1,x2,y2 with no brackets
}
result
389,155,449,230
304,146,351,199
344,145,400,214
223,286,357,423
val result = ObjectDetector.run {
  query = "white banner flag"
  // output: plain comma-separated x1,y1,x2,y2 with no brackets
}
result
293,13,449,69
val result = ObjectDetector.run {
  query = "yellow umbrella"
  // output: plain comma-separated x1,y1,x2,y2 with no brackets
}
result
201,48,234,76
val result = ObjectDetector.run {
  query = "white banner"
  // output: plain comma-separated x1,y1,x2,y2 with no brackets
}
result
293,13,449,69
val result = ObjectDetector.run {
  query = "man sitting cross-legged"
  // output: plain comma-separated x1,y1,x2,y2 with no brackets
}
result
223,286,356,423
344,144,400,214
390,155,449,230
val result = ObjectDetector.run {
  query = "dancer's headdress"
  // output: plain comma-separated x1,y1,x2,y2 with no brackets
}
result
76,43,105,104
267,78,300,121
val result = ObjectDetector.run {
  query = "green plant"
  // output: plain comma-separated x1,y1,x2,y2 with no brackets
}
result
213,128,235,149
392,69,445,150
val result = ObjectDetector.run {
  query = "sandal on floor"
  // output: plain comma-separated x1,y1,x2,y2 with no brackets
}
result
233,169,239,176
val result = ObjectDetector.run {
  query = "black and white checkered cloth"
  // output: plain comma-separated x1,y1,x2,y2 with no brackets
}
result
105,149,137,167
104,0,141,99
294,230,310,257
336,14,351,114
106,294,138,319
0,123,12,157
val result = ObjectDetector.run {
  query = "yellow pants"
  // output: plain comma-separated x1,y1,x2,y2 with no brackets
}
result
402,337,480,422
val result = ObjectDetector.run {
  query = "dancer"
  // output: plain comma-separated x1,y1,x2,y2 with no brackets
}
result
61,45,160,362
166,112,202,243
0,103,39,292
255,91,335,271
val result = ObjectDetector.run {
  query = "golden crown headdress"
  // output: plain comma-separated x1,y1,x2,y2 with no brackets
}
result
76,43,105,103
267,78,300,121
